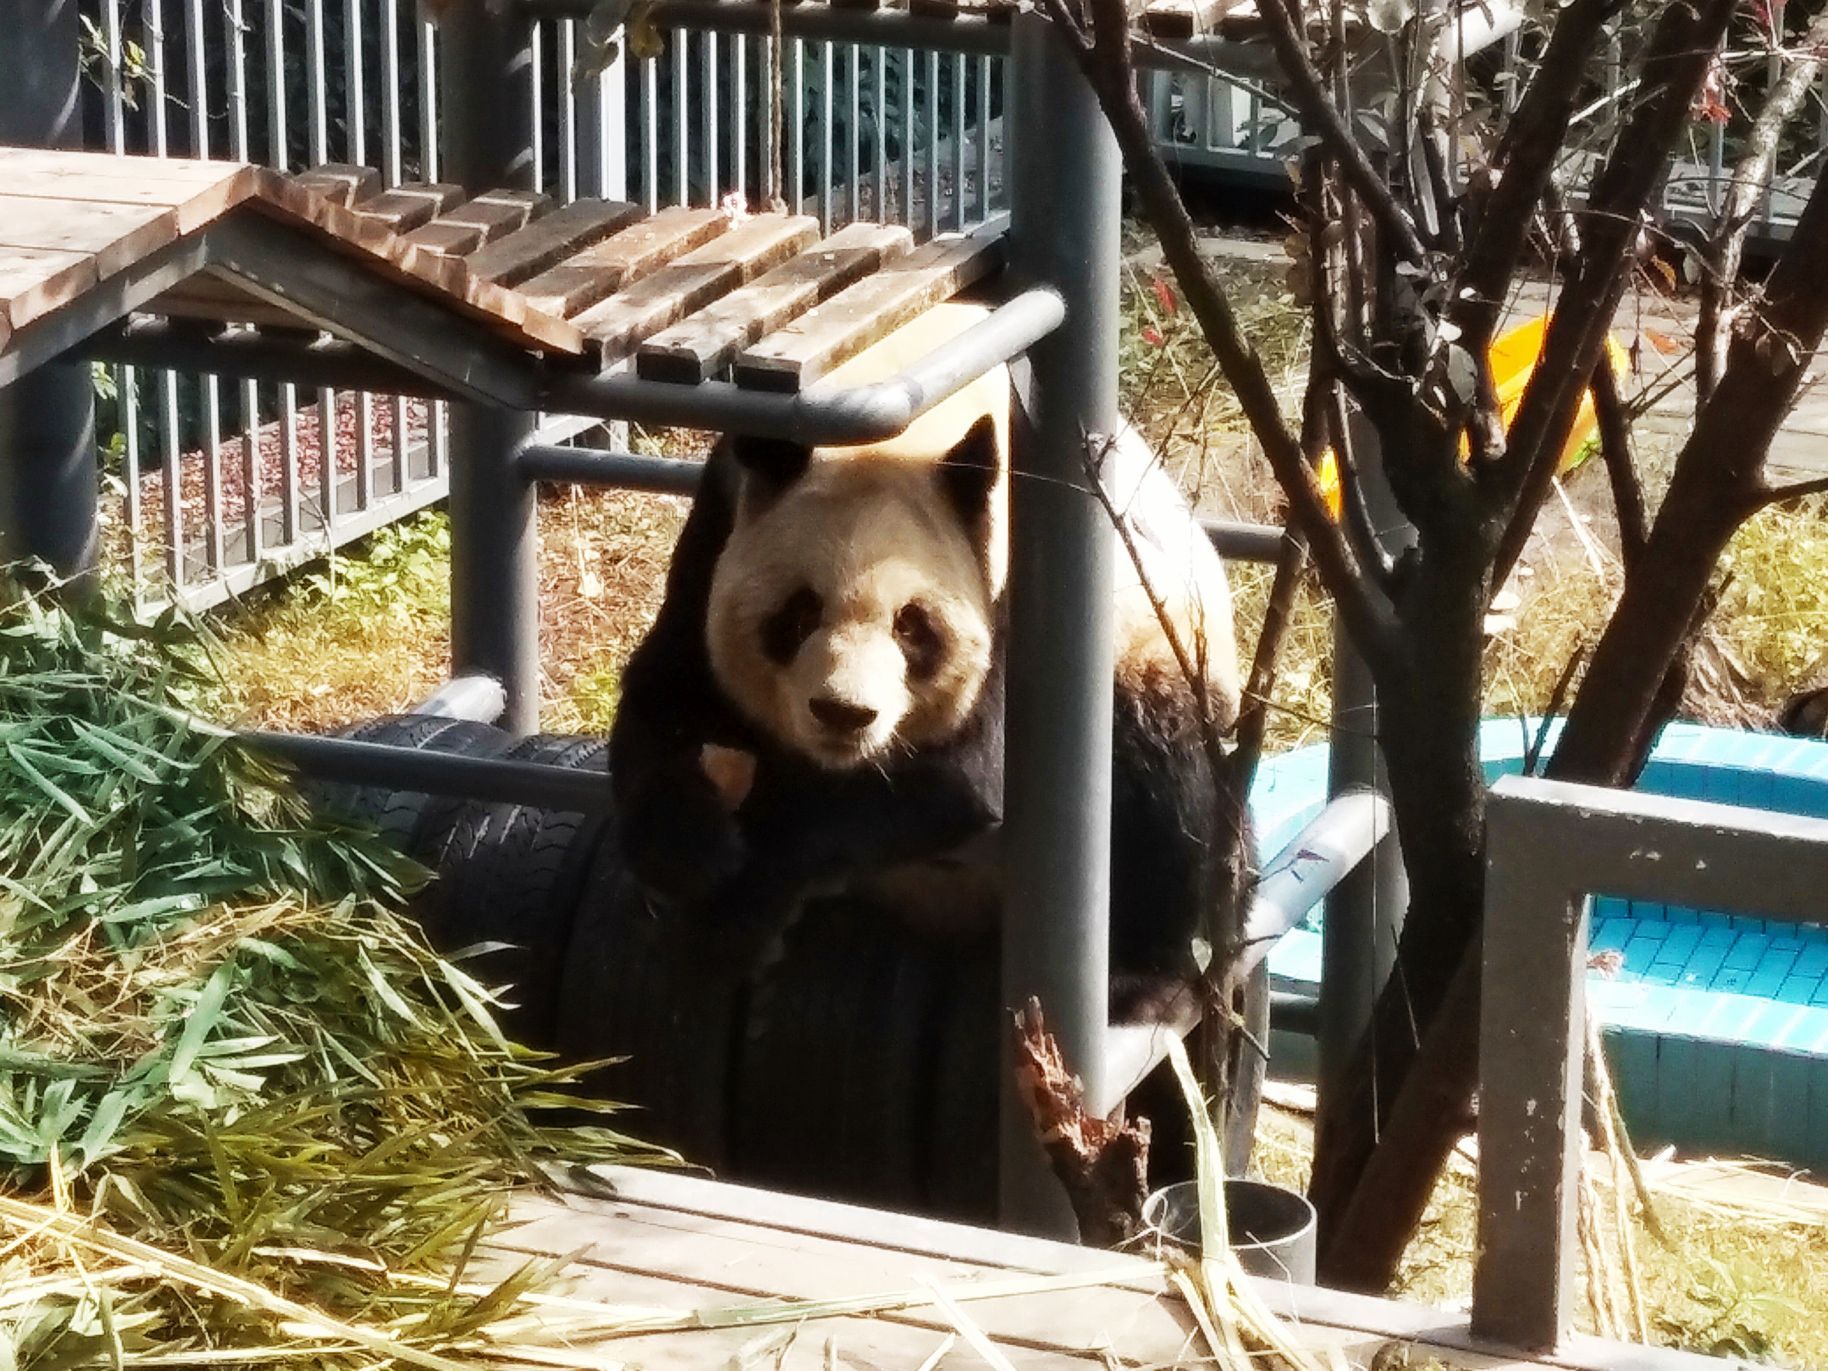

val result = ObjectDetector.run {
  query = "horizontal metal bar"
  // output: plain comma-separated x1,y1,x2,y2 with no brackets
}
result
82,290,1066,448
83,319,448,396
1102,787,1388,1109
518,445,1289,562
517,444,704,493
245,730,610,811
538,287,1066,444
1269,988,1320,1038
409,674,509,722
1239,787,1391,976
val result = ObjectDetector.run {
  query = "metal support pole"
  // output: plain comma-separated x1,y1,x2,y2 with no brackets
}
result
0,0,99,587
441,7,541,734
997,11,1121,1239
1316,413,1413,1144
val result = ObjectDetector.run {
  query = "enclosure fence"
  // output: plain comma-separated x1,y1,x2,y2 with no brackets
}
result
60,0,1828,614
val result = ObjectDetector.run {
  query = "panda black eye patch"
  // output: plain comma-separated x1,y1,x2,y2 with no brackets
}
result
760,586,823,663
893,602,944,679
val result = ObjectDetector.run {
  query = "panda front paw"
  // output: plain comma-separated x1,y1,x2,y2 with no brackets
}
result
620,761,750,905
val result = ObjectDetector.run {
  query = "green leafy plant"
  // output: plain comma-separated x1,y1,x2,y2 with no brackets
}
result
301,510,452,620
0,567,671,1366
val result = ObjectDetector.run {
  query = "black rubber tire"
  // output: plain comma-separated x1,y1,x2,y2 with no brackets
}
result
298,714,510,854
417,734,611,1046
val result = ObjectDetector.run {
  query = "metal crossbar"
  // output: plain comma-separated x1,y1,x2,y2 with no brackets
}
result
1475,774,1828,1352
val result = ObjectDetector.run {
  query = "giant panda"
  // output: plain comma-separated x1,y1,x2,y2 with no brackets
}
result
608,303,1244,1022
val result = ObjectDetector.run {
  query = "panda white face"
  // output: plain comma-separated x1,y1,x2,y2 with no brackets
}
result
706,420,1002,771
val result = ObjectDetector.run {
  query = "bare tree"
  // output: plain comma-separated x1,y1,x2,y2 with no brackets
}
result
1033,0,1828,1287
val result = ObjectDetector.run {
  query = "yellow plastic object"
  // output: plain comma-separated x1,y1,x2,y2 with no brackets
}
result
1313,316,1630,521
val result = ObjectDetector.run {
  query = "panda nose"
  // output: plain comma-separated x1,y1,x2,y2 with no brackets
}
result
810,696,878,734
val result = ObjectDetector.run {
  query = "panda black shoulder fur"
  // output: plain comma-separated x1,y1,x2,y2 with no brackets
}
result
609,304,1243,1022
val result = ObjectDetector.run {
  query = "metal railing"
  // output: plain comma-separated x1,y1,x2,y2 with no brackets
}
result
1474,774,1828,1352
72,0,1007,615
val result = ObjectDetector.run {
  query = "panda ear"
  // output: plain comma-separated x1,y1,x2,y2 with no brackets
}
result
730,433,814,499
936,416,1000,528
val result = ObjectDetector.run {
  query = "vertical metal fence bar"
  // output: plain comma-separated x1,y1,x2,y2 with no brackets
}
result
227,0,263,564
705,33,720,202
820,45,834,230
383,0,409,502
383,0,404,184
642,56,659,211
848,44,860,224
674,37,689,204
900,48,913,224
102,0,127,152
977,56,992,221
951,53,964,230
186,0,226,574
529,19,545,192
760,34,774,203
418,6,438,181
307,0,329,163
560,18,579,202
346,0,367,165
734,37,747,201
349,0,376,514
925,50,938,238
145,0,190,593
123,364,143,595
873,48,886,218
791,40,806,210
147,0,168,158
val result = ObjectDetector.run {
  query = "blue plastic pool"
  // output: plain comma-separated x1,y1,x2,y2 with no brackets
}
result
1249,718,1828,1173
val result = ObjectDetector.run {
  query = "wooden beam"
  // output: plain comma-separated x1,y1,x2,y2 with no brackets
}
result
403,188,554,259
462,197,646,286
637,221,913,383
353,182,466,233
571,213,820,363
517,205,734,320
733,232,1004,391
291,162,383,206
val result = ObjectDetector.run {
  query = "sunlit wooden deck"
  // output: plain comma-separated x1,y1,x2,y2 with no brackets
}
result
480,1165,1723,1370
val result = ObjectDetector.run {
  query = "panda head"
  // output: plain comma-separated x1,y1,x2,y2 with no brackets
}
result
706,416,1005,771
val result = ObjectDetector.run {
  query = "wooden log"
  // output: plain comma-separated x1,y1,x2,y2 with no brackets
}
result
637,221,913,383
291,162,383,206
571,213,820,363
733,231,1004,392
402,188,554,259
352,182,466,233
462,197,646,286
516,205,734,320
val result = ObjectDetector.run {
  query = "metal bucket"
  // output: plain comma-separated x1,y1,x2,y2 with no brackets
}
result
1142,1179,1317,1284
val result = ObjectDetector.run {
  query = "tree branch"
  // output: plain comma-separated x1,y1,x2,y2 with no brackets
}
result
1697,5,1828,406
1591,352,1646,574
1754,472,1828,506
1258,0,1428,264
1038,0,1402,669
1490,0,1739,589
1450,0,1624,354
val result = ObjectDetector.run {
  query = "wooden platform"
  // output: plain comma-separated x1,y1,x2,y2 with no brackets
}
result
0,146,1007,400
478,1164,1725,1371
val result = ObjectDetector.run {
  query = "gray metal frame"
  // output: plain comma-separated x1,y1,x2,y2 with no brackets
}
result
1474,774,1828,1352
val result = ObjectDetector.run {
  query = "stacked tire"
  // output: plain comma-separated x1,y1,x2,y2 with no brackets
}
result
298,717,1262,1225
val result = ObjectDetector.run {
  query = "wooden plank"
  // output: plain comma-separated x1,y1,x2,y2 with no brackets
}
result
351,182,465,233
290,162,382,206
733,231,1004,392
491,1191,1200,1367
516,205,733,320
0,161,264,233
1138,0,1227,37
0,245,95,347
0,146,252,183
637,221,913,383
402,188,554,259
460,196,645,286
144,268,304,329
0,196,177,282
570,213,820,362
